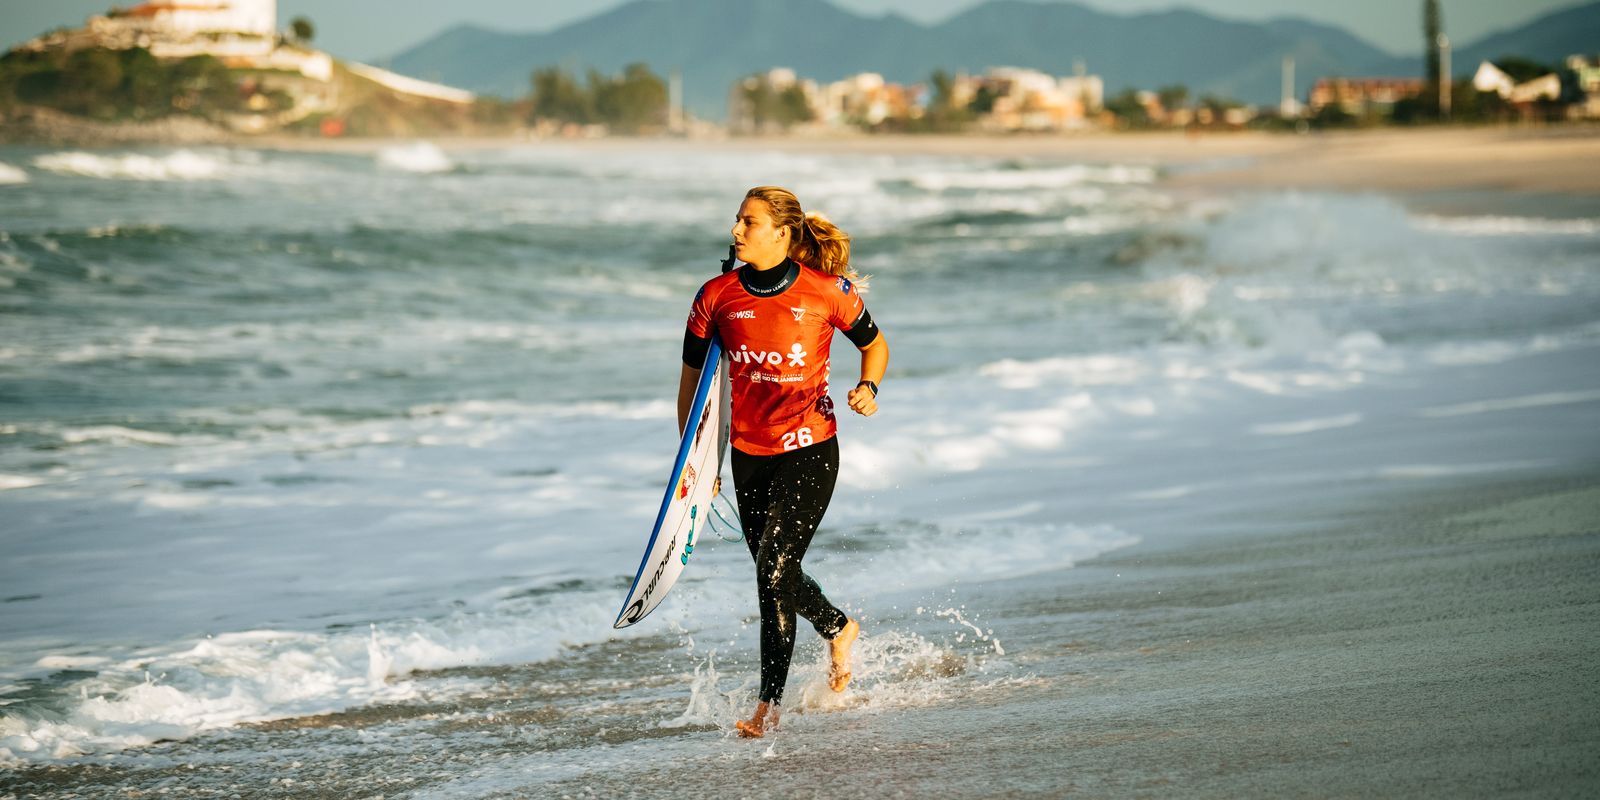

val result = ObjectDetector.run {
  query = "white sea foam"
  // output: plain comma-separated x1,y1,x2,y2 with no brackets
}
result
1418,389,1600,418
0,162,28,185
33,150,226,181
911,164,1155,191
58,426,184,446
376,142,454,173
0,474,43,491
0,594,654,765
1251,413,1363,436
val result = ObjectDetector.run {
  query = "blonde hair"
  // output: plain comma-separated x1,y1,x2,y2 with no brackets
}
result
744,185,866,287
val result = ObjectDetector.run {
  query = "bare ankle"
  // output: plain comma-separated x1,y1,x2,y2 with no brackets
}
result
735,700,779,738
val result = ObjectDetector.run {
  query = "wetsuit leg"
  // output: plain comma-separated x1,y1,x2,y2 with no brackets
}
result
731,437,850,705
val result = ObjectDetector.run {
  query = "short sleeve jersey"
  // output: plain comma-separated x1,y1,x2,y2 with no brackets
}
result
687,262,868,456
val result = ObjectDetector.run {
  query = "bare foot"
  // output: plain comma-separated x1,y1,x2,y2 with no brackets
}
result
829,618,860,692
734,701,779,738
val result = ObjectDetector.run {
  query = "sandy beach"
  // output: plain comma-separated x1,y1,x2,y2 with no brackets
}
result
739,127,1600,195
214,125,1600,197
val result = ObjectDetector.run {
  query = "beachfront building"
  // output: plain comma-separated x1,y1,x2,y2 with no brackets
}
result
16,0,475,109
18,0,331,82
1568,55,1600,119
956,67,1105,131
727,68,824,134
729,65,1106,133
1307,77,1426,116
1472,61,1516,98
819,73,921,128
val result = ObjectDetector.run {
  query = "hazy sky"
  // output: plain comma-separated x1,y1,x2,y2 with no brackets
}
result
1,0,1585,63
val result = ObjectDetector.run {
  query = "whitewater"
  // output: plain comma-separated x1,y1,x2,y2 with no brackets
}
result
1,141,1597,796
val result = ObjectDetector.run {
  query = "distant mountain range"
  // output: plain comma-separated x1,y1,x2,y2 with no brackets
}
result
386,0,1600,118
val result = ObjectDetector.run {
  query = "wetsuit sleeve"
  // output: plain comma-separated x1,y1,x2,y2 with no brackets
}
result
683,283,716,368
842,308,879,349
682,330,711,368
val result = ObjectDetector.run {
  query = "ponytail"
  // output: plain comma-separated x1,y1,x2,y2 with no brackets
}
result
743,185,868,289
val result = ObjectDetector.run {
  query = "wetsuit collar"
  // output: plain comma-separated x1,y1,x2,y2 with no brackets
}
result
739,258,800,297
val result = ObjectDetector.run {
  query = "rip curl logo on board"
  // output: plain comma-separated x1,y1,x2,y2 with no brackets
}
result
621,531,678,624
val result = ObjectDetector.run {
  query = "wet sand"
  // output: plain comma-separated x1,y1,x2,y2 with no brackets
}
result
5,471,1594,798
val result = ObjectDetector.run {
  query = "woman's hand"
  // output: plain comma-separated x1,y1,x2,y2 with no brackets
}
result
849,335,888,418
847,383,878,416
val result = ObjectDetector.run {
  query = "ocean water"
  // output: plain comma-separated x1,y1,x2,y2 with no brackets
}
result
1,141,1598,794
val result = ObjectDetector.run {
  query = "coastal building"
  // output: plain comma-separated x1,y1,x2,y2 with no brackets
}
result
1508,73,1563,105
729,65,1105,133
726,68,823,134
19,0,329,81
1472,61,1516,98
957,67,1104,132
15,0,474,107
1568,55,1600,118
1307,77,1426,116
820,72,920,128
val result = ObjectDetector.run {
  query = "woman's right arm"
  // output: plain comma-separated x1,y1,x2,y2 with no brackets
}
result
677,364,701,435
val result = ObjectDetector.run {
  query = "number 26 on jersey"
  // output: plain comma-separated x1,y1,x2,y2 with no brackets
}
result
781,427,814,451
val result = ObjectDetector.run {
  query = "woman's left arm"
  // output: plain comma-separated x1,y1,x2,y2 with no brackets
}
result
846,333,888,417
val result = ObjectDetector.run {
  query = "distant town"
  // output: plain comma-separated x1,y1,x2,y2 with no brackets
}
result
1,0,1596,143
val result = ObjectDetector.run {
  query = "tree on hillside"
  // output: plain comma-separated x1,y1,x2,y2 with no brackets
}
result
62,47,123,117
776,84,812,127
921,69,972,131
290,16,315,45
530,66,592,125
591,63,667,134
1103,88,1149,128
1157,84,1189,111
968,84,998,115
0,46,243,120
736,73,812,133
1494,56,1552,83
169,54,240,113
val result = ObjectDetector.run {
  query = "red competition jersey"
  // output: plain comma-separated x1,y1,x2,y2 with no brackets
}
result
687,263,868,456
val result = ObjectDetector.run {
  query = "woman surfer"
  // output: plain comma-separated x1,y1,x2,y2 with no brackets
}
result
680,186,889,738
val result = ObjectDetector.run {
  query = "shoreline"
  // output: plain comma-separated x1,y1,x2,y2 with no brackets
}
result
6,124,1600,196
7,468,1594,797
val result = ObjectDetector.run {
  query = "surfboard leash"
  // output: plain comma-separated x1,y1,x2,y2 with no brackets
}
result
709,490,743,542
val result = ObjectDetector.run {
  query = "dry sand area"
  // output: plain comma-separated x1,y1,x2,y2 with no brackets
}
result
702,126,1600,195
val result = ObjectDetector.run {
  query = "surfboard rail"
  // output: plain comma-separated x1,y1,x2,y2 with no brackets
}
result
613,338,729,629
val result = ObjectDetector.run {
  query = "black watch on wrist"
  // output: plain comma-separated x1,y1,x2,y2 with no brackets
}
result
856,380,878,397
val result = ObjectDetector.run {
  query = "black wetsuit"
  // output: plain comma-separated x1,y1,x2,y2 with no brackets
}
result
732,437,848,705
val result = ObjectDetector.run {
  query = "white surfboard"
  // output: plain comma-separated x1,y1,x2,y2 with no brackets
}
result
613,339,732,629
